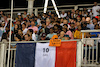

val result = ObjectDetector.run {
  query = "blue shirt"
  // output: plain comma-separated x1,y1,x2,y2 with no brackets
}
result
46,33,57,39
87,23,94,30
91,32,100,38
0,30,3,37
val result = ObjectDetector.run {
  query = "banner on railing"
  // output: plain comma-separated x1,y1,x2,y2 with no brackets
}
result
16,41,77,67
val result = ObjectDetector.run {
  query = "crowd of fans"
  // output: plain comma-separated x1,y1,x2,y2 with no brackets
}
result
0,2,100,42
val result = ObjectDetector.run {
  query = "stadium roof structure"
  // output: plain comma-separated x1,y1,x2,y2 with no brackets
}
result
0,0,100,9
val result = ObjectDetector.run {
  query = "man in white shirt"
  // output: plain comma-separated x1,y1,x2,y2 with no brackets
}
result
92,2,100,17
60,10,67,18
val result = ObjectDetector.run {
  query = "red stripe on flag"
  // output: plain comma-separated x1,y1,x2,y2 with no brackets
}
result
55,41,77,67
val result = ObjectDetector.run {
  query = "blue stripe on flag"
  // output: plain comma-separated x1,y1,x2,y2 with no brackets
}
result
16,43,36,67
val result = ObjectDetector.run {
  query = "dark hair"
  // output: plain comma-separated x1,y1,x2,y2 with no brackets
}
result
56,21,60,24
50,27,54,30
22,23,26,26
0,23,2,27
95,24,99,28
93,18,98,22
25,34,30,37
54,24,58,27
1,33,7,41
18,28,22,31
28,29,33,34
63,24,68,27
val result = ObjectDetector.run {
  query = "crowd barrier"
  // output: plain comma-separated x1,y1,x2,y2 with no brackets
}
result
0,30,100,67
81,30,100,67
0,40,81,67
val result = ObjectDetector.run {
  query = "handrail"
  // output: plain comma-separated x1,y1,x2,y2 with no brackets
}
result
81,30,100,33
0,39,80,44
0,3,100,11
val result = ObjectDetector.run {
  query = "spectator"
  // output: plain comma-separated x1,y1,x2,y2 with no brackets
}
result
54,24,61,33
22,11,27,18
92,18,98,26
1,33,8,41
28,20,38,33
24,34,33,41
40,33,49,40
60,10,67,18
14,29,24,41
0,24,3,41
90,24,100,38
46,18,53,29
22,23,28,35
86,17,94,30
92,2,100,17
81,22,90,30
46,27,57,39
13,24,18,35
16,20,22,29
56,21,62,30
60,19,70,29
69,23,75,33
67,11,71,18
74,25,85,39
38,22,49,36
98,15,100,26
59,31,69,40
63,24,73,39
27,29,36,41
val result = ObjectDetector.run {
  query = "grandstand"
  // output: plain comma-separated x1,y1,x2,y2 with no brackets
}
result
0,0,100,67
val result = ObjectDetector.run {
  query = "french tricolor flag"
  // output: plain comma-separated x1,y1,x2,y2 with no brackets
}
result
16,41,76,67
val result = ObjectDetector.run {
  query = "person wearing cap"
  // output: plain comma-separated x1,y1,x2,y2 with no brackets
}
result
86,17,94,30
17,13,21,16
92,2,100,17
40,33,48,40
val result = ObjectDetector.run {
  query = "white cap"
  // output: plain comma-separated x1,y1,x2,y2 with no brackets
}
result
17,13,21,15
88,9,91,12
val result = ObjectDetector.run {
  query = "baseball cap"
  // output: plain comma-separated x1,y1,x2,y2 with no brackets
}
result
17,13,21,15
41,33,46,37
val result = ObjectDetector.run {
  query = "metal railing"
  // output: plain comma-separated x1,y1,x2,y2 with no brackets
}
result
81,30,100,67
1,30,100,67
0,40,82,67
1,3,100,16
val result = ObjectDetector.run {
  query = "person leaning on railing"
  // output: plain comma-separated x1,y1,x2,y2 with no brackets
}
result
74,25,86,39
